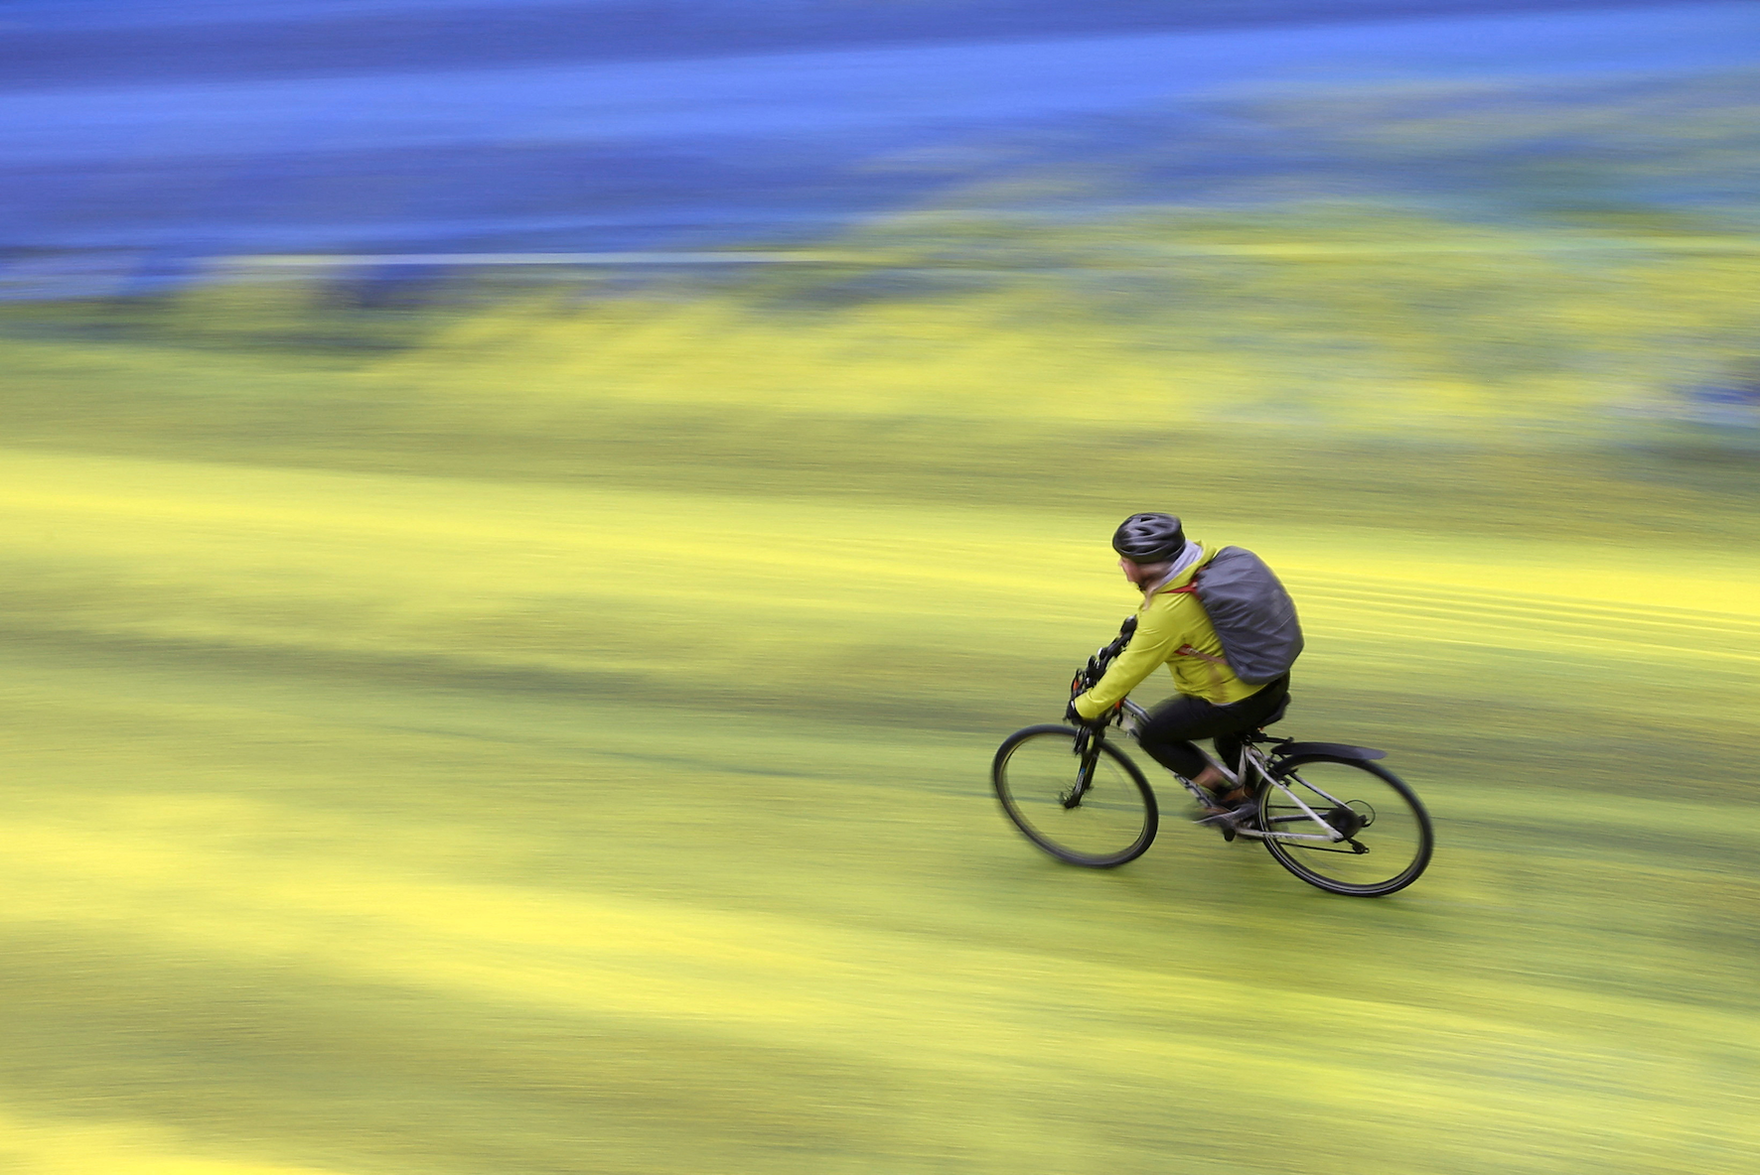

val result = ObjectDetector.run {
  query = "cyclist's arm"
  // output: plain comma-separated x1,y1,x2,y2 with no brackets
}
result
1071,605,1183,718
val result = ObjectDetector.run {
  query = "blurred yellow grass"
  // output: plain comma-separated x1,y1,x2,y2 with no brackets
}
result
2,241,1759,1173
340,205,1760,441
0,1104,349,1175
5,749,1755,1173
4,447,1753,706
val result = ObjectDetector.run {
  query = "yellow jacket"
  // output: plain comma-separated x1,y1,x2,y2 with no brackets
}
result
1071,541,1268,718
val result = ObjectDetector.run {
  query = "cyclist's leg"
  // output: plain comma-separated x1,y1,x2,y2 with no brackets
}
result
1213,677,1291,785
1133,694,1216,782
1139,679,1290,799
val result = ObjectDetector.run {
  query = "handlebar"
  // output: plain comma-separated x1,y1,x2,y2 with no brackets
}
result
1069,614,1138,699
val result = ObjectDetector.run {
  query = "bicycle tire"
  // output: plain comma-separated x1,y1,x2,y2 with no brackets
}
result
991,725,1158,868
1258,755,1433,896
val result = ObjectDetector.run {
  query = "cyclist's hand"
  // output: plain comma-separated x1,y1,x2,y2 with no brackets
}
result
1065,698,1118,728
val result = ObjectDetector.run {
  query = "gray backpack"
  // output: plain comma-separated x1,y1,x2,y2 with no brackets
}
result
1168,547,1303,684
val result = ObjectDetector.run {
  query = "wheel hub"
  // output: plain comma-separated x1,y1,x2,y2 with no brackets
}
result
1323,805,1366,839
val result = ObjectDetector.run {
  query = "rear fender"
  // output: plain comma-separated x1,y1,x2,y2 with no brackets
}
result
1269,742,1386,777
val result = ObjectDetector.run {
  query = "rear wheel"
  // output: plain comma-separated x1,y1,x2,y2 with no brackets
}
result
992,725,1158,867
1258,756,1432,896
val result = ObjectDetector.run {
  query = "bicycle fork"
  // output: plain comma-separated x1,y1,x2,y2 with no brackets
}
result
1061,729,1101,808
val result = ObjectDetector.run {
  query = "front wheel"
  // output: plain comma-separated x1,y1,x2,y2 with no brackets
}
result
1258,756,1433,896
992,725,1158,868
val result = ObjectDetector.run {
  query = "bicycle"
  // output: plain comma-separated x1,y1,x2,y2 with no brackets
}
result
991,617,1434,896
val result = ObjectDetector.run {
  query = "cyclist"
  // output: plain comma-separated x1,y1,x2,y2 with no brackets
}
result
1066,512,1291,824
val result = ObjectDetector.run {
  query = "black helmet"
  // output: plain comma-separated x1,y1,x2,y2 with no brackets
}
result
1112,513,1186,563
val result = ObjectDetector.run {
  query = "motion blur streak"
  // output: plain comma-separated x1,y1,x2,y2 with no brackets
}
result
1,2,1758,1175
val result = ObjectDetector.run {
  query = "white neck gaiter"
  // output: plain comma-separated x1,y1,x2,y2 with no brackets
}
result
1140,540,1203,597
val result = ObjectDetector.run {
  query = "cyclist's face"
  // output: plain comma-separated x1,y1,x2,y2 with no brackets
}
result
1118,557,1143,585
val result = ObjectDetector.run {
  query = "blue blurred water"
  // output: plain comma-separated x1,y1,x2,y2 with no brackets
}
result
2,0,1756,293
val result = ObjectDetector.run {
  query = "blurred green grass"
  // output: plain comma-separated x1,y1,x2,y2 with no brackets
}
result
1,228,1758,1175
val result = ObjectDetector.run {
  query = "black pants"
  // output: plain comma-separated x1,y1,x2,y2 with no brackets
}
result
1135,676,1291,783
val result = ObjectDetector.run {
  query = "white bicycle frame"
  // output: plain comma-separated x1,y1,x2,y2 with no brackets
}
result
1118,699,1350,845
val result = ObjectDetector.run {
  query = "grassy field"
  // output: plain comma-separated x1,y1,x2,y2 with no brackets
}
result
2,261,1758,1175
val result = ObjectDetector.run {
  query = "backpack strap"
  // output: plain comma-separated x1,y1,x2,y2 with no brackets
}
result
1175,643,1231,695
1161,580,1228,688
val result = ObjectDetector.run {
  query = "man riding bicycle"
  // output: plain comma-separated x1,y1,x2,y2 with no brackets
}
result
1066,513,1292,824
